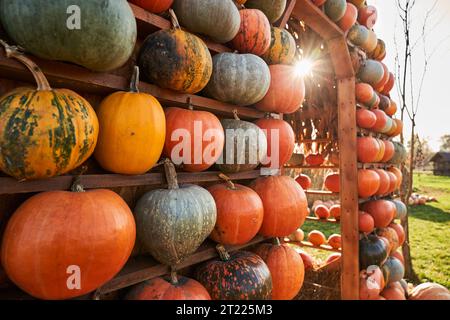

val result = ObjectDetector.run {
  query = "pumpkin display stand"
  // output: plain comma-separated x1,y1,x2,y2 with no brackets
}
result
0,0,365,300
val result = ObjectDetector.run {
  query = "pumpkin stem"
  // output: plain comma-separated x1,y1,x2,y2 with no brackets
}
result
168,9,181,29
0,39,51,91
170,267,179,285
232,109,240,121
186,97,194,110
264,112,272,119
70,165,88,192
273,237,282,246
129,66,140,93
163,158,179,190
216,244,231,261
218,173,237,190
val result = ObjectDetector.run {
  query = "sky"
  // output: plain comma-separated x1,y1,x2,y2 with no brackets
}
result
370,0,450,151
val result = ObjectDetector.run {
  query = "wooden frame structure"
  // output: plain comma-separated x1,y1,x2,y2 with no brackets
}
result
0,0,359,300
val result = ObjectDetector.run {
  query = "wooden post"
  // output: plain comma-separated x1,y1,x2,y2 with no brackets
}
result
337,77,359,300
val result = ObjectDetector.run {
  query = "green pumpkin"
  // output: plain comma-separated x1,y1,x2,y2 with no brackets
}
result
245,0,287,23
0,0,137,71
324,0,347,22
390,142,407,165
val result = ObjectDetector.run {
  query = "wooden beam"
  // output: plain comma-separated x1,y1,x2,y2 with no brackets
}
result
275,0,297,28
287,241,341,253
337,76,359,300
327,37,355,79
305,190,339,196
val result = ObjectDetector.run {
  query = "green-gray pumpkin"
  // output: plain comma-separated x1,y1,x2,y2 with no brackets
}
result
245,0,287,23
205,53,271,106
172,0,240,43
0,0,137,72
134,160,217,266
389,142,407,165
216,118,267,173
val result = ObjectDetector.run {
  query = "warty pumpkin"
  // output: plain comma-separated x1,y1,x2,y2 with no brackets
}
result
125,271,211,300
250,175,308,237
134,160,217,266
196,246,272,300
231,9,271,56
255,65,305,114
1,182,136,300
255,118,295,168
205,52,270,106
94,67,166,175
262,27,297,65
138,10,212,94
0,41,98,180
207,176,264,246
163,107,224,172
254,240,304,300
172,0,240,43
129,0,173,13
0,0,136,72
245,0,287,23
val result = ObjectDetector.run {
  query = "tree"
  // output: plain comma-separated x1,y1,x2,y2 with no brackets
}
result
407,135,433,170
439,134,450,151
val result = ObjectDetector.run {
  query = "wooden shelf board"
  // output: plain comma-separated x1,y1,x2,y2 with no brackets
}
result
95,236,267,296
306,216,340,224
0,170,261,195
285,165,338,169
357,163,396,169
358,194,395,204
305,190,339,196
287,241,341,253
357,128,392,140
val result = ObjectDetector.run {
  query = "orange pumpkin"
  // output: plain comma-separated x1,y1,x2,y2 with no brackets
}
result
255,118,295,168
1,188,136,299
381,72,395,95
324,172,340,192
377,227,400,253
163,107,224,172
374,63,389,92
409,283,450,300
338,3,358,32
312,0,326,6
391,250,404,265
356,82,375,105
374,138,386,162
308,230,326,246
330,205,341,220
381,141,395,162
231,9,271,55
359,210,375,233
387,171,398,193
370,38,386,61
295,248,314,271
390,118,403,137
360,266,384,300
362,200,396,228
385,99,398,116
389,223,405,246
314,205,331,220
374,169,390,196
207,180,264,246
372,109,388,132
295,174,312,190
255,65,305,114
126,272,211,300
357,137,381,163
328,234,341,249
358,5,378,28
381,286,406,300
129,0,173,13
305,153,325,166
358,169,381,198
254,241,305,300
325,253,341,270
250,175,309,237
388,166,403,189
356,109,377,129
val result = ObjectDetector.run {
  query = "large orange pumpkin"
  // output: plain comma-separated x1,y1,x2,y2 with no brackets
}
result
359,211,375,233
163,107,224,172
357,137,381,163
1,187,136,300
388,166,403,189
324,172,340,192
250,175,308,237
207,179,264,245
126,272,211,300
386,171,398,193
358,169,380,198
231,9,271,55
129,0,173,13
356,83,375,106
356,109,377,129
255,118,295,168
362,200,396,228
255,65,305,114
374,169,390,196
254,241,305,300
95,67,166,174
372,109,388,132
381,140,395,162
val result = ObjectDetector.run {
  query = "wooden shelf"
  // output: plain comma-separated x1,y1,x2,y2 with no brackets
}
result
306,216,340,224
358,194,395,204
358,128,392,140
287,241,341,253
95,236,267,296
358,163,392,169
305,190,339,196
285,165,338,169
0,170,261,195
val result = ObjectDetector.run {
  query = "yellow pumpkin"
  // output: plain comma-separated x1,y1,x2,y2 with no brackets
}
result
262,27,297,65
0,40,98,180
94,67,166,174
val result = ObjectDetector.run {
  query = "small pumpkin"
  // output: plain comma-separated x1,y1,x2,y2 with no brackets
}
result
138,10,212,94
380,286,406,300
409,283,450,300
294,248,314,271
129,0,173,13
330,205,341,220
348,24,369,46
359,234,388,269
348,0,366,8
0,41,98,180
295,174,312,190
207,176,264,246
125,271,211,300
262,27,297,65
358,5,378,29
372,109,389,132
250,175,308,237
357,137,381,163
388,167,403,190
231,9,271,56
305,153,325,166
196,246,272,300
382,257,405,284
391,250,405,265
337,3,358,32
381,72,395,95
389,223,405,246
314,205,330,220
358,169,381,198
391,199,407,220
361,29,378,53
328,234,341,249
385,99,398,117
374,169,390,196
362,200,396,228
288,228,305,242
386,171,398,193
324,172,340,193
359,211,375,233
245,0,287,23
381,141,395,163
370,39,386,61
389,142,408,165
358,59,385,86
308,230,326,246
356,109,377,129
94,67,166,175
356,82,375,105
253,240,305,300
134,160,217,265
324,0,347,22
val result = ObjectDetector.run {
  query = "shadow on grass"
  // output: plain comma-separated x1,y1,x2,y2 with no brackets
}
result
408,204,450,223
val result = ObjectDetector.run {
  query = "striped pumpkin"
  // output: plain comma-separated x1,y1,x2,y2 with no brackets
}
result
138,10,212,94
0,43,98,180
231,9,271,56
245,0,287,23
369,39,386,61
262,27,297,65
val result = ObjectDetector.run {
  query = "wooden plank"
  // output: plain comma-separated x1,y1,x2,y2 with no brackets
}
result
288,241,341,253
285,165,338,169
291,0,343,41
306,216,340,224
305,190,339,196
337,77,359,300
0,170,261,195
275,0,297,28
327,37,355,79
95,236,267,295
357,163,393,169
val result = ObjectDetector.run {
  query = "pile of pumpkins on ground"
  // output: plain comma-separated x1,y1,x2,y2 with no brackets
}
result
409,193,437,206
0,0,320,301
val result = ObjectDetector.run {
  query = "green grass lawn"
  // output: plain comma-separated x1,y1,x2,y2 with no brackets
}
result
298,172,450,288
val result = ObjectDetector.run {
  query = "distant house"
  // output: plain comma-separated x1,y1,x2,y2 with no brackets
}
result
429,152,450,176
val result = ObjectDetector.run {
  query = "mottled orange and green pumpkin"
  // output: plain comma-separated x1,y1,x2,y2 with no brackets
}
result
262,27,297,65
138,10,212,94
0,42,98,180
